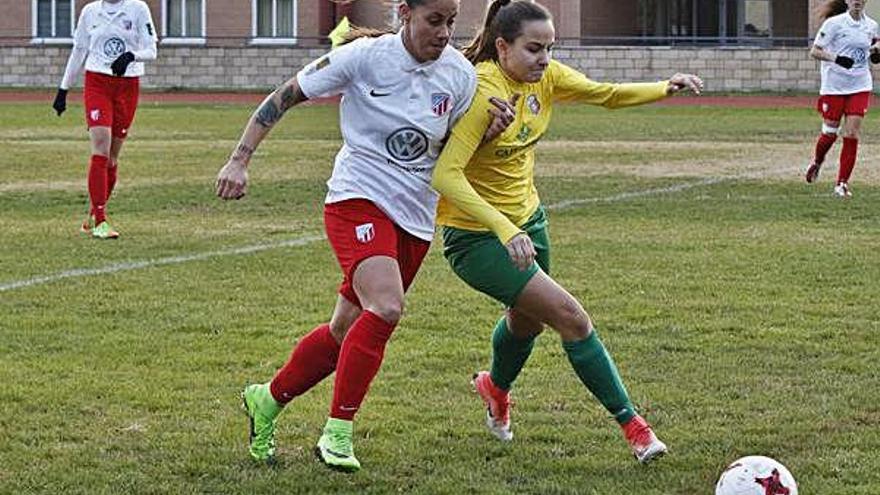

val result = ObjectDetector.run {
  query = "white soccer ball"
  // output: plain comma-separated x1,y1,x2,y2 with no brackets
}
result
715,455,798,495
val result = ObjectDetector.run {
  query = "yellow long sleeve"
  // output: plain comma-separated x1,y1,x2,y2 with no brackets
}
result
431,87,523,244
551,62,668,108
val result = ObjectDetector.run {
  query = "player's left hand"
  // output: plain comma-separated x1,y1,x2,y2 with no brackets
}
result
215,160,249,200
483,93,520,143
111,52,135,77
667,73,703,95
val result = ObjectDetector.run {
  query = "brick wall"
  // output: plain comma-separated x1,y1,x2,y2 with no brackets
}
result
3,44,869,92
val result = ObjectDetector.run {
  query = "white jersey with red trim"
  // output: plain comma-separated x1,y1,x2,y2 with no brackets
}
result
73,0,157,79
814,12,880,95
297,33,477,241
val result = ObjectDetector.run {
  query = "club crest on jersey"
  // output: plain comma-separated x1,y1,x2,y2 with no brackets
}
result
355,223,375,243
103,37,126,57
123,20,132,30
527,94,541,115
431,93,451,117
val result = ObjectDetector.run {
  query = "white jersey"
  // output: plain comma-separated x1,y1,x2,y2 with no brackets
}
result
297,33,477,241
814,12,879,95
60,0,158,88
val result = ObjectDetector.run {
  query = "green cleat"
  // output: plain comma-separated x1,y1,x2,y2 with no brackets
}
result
241,383,283,464
91,221,119,240
315,418,361,472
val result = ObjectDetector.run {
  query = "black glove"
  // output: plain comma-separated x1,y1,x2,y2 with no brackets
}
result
52,88,68,116
834,55,854,69
111,52,135,76
871,52,880,64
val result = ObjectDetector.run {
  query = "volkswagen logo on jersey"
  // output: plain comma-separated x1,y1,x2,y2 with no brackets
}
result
386,127,428,162
103,37,126,58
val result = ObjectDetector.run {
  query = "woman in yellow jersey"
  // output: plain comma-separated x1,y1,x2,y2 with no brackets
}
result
432,0,703,464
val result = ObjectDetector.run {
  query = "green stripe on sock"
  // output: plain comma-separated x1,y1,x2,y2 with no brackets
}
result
562,331,636,424
489,317,536,391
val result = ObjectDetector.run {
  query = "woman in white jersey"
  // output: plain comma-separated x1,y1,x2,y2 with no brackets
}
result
53,0,158,238
806,0,880,197
216,0,513,472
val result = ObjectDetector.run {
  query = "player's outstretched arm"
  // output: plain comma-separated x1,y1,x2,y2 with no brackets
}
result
215,77,308,200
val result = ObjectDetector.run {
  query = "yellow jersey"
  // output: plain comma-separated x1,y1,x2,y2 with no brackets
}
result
433,59,669,243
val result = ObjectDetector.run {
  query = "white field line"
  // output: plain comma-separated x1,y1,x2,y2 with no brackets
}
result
0,165,797,294
0,235,324,293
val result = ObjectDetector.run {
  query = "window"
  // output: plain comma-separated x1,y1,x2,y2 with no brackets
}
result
252,0,298,44
741,0,771,38
32,0,75,43
162,0,206,44
636,0,773,45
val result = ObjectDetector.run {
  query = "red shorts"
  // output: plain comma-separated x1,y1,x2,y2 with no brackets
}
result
84,71,140,139
323,199,431,308
817,91,871,121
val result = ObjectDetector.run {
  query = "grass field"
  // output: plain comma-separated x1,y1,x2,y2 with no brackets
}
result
1,99,879,494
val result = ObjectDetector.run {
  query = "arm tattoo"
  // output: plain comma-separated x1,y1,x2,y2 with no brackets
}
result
280,85,298,112
255,98,282,128
232,143,254,162
255,84,299,128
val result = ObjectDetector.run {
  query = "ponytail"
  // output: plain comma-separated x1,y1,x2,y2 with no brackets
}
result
338,26,396,46
461,0,552,65
461,0,511,64
815,0,847,21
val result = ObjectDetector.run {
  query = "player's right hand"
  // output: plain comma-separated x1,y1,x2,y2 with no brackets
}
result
483,93,520,143
505,232,536,272
52,88,67,116
834,55,855,69
215,160,248,200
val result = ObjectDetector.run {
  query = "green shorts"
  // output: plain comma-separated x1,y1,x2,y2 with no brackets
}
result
442,206,550,307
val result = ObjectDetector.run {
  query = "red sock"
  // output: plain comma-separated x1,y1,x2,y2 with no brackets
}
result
838,137,858,183
330,310,396,420
107,160,118,201
88,155,109,224
814,132,837,165
269,324,340,404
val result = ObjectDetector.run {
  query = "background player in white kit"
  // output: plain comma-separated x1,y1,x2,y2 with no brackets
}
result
53,0,158,238
215,0,513,472
806,0,880,197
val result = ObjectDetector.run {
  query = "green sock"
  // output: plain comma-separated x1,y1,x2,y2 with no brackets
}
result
562,330,636,424
489,317,536,391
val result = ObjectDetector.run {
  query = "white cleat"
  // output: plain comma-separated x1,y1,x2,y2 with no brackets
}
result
833,182,852,198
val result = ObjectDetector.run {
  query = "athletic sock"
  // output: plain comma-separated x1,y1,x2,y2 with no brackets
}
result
88,155,109,224
563,330,636,425
814,132,837,165
269,323,340,405
839,137,858,183
330,310,396,421
489,317,536,391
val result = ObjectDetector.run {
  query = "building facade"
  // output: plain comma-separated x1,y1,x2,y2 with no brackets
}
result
1,0,878,91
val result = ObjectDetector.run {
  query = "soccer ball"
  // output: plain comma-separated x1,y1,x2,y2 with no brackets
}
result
715,456,798,495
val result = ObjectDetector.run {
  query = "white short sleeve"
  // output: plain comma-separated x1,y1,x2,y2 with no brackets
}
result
449,70,477,126
814,18,837,49
296,38,370,99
